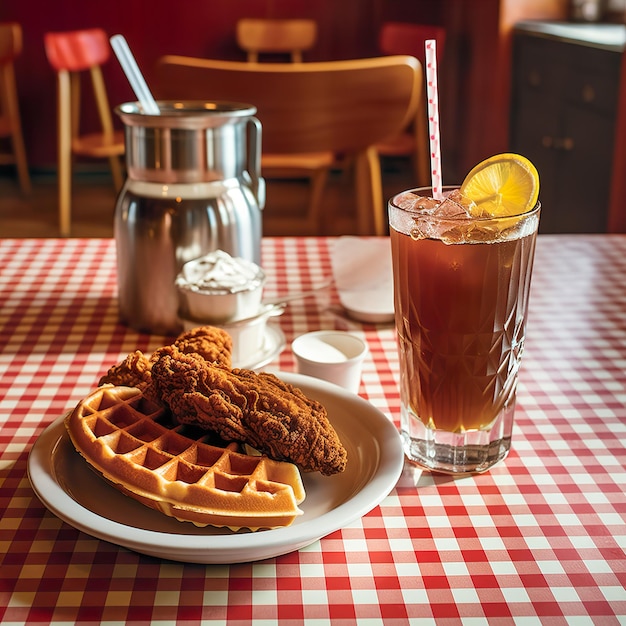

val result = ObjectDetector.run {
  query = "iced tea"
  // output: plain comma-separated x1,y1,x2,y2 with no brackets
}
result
389,187,540,473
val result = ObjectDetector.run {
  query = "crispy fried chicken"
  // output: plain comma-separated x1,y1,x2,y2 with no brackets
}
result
150,346,347,475
99,350,153,389
172,325,232,368
98,325,232,389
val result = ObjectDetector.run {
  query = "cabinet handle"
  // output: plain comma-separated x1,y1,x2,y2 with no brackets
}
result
582,85,595,103
541,137,574,150
528,69,541,87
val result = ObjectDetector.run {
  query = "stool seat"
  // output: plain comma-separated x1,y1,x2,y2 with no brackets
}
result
72,130,125,157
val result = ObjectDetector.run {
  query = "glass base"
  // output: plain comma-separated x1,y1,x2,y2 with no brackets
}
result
401,401,515,474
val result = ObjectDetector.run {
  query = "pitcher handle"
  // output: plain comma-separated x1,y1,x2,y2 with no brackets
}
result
247,117,265,210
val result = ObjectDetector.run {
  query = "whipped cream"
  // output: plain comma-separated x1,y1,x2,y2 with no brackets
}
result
176,250,265,294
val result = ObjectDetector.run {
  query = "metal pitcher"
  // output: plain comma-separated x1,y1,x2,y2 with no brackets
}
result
114,101,265,335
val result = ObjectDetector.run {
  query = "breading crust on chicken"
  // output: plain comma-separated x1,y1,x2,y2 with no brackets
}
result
98,326,233,389
99,350,153,389
173,326,233,367
150,346,347,475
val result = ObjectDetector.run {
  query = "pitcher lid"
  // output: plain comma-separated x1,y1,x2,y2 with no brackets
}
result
116,100,257,128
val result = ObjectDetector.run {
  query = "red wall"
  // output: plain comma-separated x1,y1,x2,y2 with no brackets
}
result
1,0,394,168
0,0,566,181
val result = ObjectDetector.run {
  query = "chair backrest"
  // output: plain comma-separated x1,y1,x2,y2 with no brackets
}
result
155,55,421,155
44,28,111,72
0,23,22,64
236,18,318,62
379,21,446,63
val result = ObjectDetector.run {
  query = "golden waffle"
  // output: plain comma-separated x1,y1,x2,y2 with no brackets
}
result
65,385,305,530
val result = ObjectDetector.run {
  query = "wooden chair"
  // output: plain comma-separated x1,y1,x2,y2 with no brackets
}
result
236,18,317,63
0,23,30,194
44,28,124,237
236,18,327,226
155,55,421,235
378,22,446,186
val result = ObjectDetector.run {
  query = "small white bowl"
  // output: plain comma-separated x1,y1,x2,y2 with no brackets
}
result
178,281,264,324
291,331,368,393
176,251,266,323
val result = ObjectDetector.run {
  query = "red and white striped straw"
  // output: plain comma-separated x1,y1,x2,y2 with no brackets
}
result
425,39,443,200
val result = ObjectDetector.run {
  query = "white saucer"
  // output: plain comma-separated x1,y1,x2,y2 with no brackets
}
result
27,373,404,564
180,320,286,370
235,324,286,369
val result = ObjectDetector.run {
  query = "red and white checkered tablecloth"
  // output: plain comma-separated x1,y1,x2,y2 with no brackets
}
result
1,235,625,624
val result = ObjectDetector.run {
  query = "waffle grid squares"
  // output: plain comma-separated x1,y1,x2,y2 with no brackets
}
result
65,386,306,529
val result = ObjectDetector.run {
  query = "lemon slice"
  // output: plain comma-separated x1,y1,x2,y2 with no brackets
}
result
460,153,539,217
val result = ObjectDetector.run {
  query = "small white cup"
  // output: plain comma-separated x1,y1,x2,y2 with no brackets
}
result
291,331,368,393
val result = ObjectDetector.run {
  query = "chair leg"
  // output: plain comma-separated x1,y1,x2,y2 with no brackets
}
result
108,155,124,191
57,71,72,237
11,117,30,195
2,65,31,194
354,147,384,236
0,63,31,194
307,167,329,234
414,98,430,188
90,66,124,191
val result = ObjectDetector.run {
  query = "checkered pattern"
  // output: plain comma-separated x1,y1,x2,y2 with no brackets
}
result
1,235,625,624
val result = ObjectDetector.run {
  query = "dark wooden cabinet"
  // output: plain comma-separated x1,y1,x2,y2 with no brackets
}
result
510,22,624,233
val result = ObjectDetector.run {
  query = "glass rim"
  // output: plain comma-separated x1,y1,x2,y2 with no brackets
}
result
389,186,541,221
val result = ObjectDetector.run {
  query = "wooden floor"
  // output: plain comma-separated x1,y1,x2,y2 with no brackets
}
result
0,159,416,239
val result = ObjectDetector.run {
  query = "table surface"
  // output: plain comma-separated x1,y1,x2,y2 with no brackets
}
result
1,235,625,625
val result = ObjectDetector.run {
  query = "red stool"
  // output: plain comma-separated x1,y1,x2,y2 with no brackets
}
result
44,28,124,237
378,22,446,187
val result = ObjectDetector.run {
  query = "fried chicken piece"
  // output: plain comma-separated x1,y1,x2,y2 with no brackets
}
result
99,350,153,389
173,326,232,368
150,346,347,475
98,325,233,391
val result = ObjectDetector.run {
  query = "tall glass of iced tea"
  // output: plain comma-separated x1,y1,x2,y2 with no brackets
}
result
389,185,540,473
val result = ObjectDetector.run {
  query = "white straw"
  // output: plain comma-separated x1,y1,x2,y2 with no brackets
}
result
110,34,160,115
425,39,443,200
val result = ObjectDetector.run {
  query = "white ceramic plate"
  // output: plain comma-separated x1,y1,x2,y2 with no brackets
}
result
28,373,404,564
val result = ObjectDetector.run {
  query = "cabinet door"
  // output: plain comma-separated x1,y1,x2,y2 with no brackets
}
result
510,33,620,233
558,47,620,233
510,35,565,233
511,87,561,232
557,102,615,232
